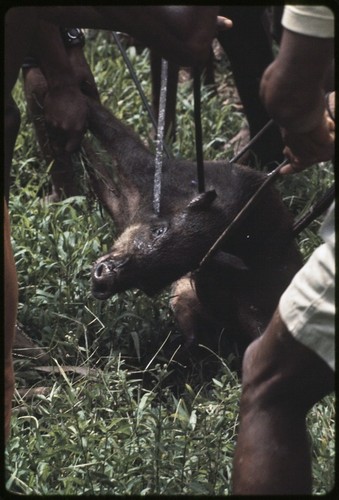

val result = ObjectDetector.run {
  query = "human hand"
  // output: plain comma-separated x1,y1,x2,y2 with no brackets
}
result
280,111,335,174
67,45,100,101
43,84,88,154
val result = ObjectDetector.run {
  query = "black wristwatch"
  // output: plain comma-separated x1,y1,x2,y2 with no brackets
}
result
60,28,85,48
22,28,85,69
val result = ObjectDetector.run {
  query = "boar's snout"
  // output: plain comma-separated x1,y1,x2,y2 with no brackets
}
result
93,259,113,279
91,255,129,300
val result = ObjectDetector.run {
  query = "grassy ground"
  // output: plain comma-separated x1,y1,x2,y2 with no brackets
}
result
5,32,335,495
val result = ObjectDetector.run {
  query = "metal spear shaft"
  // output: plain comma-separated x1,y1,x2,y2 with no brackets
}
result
153,58,168,215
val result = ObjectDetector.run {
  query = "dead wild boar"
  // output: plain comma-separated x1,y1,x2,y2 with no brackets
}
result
87,100,302,356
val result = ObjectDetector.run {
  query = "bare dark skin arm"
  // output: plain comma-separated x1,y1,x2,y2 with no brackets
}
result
29,20,89,153
5,7,38,98
233,14,335,494
260,29,334,172
39,6,226,67
6,10,88,155
5,6,229,154
6,6,228,100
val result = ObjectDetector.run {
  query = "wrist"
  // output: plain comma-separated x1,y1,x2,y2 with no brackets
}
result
22,28,85,71
261,65,327,134
270,95,326,135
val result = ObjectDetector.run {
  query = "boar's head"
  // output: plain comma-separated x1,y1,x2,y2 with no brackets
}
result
91,190,225,299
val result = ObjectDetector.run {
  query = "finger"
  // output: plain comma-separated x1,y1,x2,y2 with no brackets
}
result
217,16,233,30
281,147,304,174
279,163,300,175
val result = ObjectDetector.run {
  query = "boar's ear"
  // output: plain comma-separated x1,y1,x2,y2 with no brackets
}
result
187,190,217,211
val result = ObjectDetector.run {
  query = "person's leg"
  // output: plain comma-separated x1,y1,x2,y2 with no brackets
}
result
233,309,334,495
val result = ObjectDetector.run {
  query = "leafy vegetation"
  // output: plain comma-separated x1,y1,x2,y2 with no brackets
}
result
5,32,334,495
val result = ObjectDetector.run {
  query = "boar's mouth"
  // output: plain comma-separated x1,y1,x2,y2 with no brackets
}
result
91,254,179,299
91,256,130,300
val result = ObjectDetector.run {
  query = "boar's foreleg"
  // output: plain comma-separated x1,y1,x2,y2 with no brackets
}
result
170,275,222,352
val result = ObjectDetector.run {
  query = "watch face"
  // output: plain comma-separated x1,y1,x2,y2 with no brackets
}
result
68,28,81,39
61,28,85,47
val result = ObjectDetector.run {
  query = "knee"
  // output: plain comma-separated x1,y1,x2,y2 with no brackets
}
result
240,334,295,415
240,326,334,416
241,336,268,384
240,337,269,408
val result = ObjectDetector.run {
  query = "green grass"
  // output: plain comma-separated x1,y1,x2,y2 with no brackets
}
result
5,32,335,495
6,363,242,496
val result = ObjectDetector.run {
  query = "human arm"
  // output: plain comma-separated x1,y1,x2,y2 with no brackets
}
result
260,27,334,173
29,20,90,154
38,6,231,68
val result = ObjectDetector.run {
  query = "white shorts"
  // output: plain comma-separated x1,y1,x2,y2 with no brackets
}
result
279,203,335,371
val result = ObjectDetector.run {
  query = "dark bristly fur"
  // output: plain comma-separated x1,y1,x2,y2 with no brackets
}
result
88,99,302,357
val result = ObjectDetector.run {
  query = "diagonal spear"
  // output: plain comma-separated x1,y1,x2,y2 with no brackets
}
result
198,158,288,270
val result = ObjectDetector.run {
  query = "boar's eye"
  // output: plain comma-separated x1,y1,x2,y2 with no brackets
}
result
151,225,168,238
